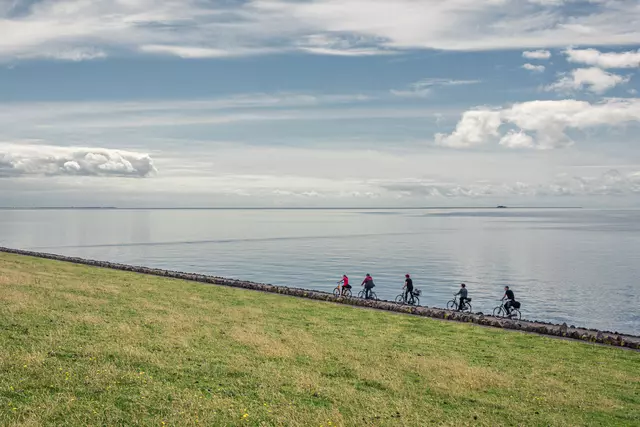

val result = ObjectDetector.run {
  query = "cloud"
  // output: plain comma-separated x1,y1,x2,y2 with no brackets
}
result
435,111,502,148
437,98,640,150
523,50,551,60
545,67,629,94
2,0,640,61
499,130,536,149
0,143,156,178
522,63,546,72
391,78,480,98
564,48,640,69
378,169,640,198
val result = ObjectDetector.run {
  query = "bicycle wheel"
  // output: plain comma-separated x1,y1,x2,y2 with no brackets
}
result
463,302,472,313
395,294,405,304
333,287,341,297
492,306,504,317
369,292,378,301
344,288,352,298
412,296,420,306
446,300,457,310
358,290,365,299
511,309,521,320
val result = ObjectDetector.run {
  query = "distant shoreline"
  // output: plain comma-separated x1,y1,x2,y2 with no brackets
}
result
0,206,585,211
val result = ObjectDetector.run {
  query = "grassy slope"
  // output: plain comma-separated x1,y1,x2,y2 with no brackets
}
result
0,253,638,427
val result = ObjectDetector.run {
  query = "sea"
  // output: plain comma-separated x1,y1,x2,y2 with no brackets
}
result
1,208,638,335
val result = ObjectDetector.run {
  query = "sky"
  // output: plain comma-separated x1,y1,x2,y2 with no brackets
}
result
1,0,640,207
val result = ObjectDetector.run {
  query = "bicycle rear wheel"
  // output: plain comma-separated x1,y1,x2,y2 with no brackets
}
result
395,294,405,304
369,292,378,301
511,309,521,320
492,306,504,317
411,296,420,306
446,300,457,310
463,302,472,313
343,288,352,298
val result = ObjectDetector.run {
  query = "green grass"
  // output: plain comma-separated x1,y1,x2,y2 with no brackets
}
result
0,253,638,427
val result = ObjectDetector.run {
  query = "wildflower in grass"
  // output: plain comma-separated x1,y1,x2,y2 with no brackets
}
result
242,413,249,419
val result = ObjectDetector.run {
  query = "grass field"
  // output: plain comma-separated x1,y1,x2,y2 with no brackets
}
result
0,253,639,426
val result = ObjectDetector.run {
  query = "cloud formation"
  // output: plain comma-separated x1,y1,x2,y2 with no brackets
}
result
2,0,640,61
378,170,640,198
436,98,640,150
390,78,480,98
565,48,640,69
523,50,551,60
0,143,156,178
546,67,630,94
522,63,546,72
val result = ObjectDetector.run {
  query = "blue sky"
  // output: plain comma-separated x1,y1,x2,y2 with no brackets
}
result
1,0,640,207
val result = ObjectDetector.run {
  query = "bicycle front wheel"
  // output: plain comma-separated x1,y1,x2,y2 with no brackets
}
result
446,300,457,310
333,287,341,297
358,290,366,299
395,294,405,304
492,306,504,317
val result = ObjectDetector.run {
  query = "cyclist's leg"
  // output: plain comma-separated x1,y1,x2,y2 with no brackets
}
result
458,298,464,311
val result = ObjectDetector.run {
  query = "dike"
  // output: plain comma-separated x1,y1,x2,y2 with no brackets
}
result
1,246,638,350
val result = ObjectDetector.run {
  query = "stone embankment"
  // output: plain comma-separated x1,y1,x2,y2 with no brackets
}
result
2,247,638,350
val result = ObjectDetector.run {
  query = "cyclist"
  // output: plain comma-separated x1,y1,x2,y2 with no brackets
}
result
454,283,469,311
403,274,414,303
338,274,351,295
361,274,375,299
502,286,516,316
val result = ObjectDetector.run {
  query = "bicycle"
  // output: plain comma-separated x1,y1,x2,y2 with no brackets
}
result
492,300,522,320
395,289,421,306
333,283,352,297
358,288,378,300
446,295,472,313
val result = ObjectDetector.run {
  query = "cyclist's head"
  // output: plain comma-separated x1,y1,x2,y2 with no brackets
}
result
405,274,410,278
461,283,466,287
343,274,347,278
366,273,371,277
504,285,510,290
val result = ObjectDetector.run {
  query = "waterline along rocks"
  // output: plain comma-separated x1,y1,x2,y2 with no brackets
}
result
1,247,638,350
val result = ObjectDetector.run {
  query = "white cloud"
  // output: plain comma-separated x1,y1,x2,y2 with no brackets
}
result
522,63,546,72
139,45,275,59
391,78,480,98
546,67,629,94
378,169,640,198
0,143,156,177
564,48,640,69
435,110,502,148
499,130,536,149
437,98,640,150
523,50,551,60
1,0,640,61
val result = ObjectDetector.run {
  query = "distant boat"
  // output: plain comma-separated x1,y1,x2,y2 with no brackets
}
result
496,205,507,209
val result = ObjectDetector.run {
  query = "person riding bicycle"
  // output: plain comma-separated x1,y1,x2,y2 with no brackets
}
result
502,286,516,316
403,274,414,302
338,274,351,295
361,274,375,299
454,283,469,311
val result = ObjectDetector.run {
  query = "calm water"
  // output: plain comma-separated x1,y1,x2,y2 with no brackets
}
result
1,208,638,335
